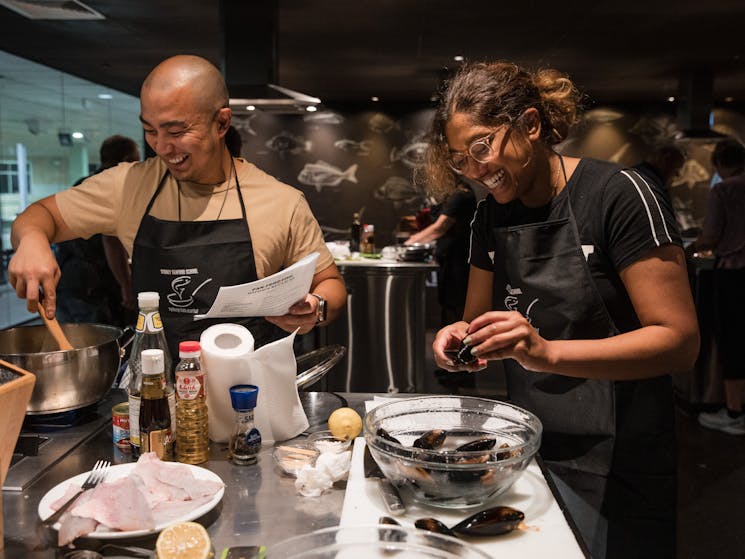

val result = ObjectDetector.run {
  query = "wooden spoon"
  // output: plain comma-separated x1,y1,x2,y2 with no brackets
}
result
36,301,74,351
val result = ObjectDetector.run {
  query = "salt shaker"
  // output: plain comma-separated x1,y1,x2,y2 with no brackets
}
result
229,384,261,465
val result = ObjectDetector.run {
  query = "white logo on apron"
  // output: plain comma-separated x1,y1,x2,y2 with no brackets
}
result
504,284,539,328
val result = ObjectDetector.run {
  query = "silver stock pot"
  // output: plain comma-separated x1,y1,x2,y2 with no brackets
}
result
0,323,132,415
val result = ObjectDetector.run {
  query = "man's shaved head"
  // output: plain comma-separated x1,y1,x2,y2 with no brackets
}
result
142,55,229,114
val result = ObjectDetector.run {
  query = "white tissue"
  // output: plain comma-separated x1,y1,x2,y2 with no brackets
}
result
295,449,352,497
200,323,309,444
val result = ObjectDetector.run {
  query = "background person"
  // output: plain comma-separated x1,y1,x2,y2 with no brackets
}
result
692,138,745,435
9,55,346,359
632,141,686,209
424,61,698,558
55,135,140,326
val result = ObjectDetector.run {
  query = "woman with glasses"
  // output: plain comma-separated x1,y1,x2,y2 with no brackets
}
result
423,61,698,559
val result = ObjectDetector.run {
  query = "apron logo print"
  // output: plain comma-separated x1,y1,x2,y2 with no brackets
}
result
166,275,213,308
504,284,539,327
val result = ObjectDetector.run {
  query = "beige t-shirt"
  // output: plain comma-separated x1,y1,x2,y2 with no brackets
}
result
55,157,334,279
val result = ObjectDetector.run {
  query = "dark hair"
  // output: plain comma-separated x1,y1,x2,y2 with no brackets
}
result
711,138,745,173
100,135,139,168
419,61,581,197
225,125,243,157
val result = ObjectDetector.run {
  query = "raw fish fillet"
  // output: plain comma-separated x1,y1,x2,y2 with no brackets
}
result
71,476,155,531
57,490,98,546
134,452,223,504
151,494,215,526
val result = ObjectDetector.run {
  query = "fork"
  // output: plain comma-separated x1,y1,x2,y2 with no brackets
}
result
43,459,110,525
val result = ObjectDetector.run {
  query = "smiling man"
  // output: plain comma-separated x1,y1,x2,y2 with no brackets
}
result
9,55,345,357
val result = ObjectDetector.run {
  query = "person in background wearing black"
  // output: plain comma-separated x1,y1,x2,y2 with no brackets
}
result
691,138,745,435
632,142,685,209
405,179,477,325
55,135,140,326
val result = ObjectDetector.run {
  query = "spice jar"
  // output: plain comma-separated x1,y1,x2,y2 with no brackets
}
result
229,384,261,465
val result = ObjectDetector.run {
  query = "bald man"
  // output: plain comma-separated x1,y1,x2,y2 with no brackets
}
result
9,55,345,356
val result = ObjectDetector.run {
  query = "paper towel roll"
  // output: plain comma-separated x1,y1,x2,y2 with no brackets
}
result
200,324,261,443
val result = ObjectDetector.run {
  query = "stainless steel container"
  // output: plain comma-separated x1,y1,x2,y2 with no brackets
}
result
0,323,130,414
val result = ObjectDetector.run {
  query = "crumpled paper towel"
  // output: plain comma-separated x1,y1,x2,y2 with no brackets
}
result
295,449,352,497
200,323,309,444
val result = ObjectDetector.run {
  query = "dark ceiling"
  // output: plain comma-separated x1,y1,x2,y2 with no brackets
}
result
1,0,744,108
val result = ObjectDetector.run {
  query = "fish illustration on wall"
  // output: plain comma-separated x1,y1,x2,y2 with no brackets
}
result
263,131,312,157
334,139,373,156
232,113,259,136
374,176,425,210
304,110,345,125
298,160,359,192
368,113,399,134
390,133,429,169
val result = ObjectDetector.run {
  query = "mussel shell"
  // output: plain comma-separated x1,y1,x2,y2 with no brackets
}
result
451,505,525,536
455,438,497,452
376,427,402,445
378,515,406,544
412,429,447,450
415,518,456,537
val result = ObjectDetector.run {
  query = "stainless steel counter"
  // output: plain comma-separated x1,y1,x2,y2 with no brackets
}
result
1,390,360,558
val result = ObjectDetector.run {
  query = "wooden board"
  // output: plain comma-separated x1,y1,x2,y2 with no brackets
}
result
0,358,35,549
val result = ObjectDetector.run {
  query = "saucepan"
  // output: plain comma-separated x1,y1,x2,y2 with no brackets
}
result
0,323,133,415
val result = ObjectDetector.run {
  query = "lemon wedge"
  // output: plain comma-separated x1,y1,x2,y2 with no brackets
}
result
327,407,362,440
156,521,212,559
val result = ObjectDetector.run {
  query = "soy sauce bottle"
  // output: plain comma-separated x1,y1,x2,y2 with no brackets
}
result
140,349,174,461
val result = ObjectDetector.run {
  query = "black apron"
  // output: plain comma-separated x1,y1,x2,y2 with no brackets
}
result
490,160,675,558
131,162,280,360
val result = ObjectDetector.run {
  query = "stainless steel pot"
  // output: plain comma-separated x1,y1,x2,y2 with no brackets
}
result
0,323,132,415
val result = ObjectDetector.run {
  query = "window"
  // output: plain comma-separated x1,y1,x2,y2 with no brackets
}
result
0,161,31,194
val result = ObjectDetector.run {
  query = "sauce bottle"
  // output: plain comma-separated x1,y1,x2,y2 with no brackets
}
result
140,349,175,461
176,341,209,464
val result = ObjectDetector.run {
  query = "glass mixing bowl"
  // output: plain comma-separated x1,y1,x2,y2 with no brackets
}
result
363,396,542,509
268,524,492,558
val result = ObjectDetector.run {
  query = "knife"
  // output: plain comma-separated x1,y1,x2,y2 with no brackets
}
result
364,444,406,516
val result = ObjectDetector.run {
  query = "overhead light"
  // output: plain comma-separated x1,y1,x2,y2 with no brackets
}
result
0,0,105,20
305,105,318,112
229,84,321,115
246,105,256,111
725,96,734,102
371,96,379,102
454,55,464,62
97,93,113,100
71,131,84,139
667,96,676,102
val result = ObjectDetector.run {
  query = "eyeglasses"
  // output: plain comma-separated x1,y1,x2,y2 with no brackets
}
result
446,125,508,174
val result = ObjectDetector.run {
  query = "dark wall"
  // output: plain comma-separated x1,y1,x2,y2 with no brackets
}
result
233,104,435,248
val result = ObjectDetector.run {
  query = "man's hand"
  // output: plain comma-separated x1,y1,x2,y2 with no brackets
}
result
265,294,319,335
8,233,61,318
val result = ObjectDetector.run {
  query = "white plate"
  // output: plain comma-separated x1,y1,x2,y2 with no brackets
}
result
37,462,224,539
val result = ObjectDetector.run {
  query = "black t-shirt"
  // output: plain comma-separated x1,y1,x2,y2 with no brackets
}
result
469,158,682,334
433,185,477,262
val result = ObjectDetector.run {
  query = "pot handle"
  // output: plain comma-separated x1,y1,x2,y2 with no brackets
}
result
116,325,136,358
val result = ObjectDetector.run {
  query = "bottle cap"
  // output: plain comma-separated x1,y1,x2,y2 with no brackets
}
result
179,341,201,357
138,291,160,308
141,349,164,375
229,384,258,411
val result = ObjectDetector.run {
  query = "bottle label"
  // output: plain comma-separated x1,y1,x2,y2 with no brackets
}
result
136,310,164,333
247,427,262,449
128,394,141,447
142,427,174,461
176,372,204,400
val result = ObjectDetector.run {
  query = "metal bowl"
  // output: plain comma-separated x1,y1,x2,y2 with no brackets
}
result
363,396,542,509
0,323,130,414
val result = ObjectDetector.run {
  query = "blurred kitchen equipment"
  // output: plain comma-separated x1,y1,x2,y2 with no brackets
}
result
0,359,35,548
0,324,133,414
363,443,405,515
295,345,345,389
398,242,433,262
36,301,74,351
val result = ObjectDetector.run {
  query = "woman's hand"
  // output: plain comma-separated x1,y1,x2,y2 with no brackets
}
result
433,320,487,372
464,311,552,372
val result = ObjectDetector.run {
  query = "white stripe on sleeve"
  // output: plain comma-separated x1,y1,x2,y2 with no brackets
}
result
620,170,673,246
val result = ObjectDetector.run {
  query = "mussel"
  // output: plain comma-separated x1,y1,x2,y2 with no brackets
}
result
415,505,525,537
455,438,497,452
378,515,406,544
376,427,402,445
412,429,447,450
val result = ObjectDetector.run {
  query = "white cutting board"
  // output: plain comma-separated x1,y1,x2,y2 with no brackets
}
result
340,438,586,558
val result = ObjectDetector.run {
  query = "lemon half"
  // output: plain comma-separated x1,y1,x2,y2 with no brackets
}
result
327,407,362,441
156,521,212,559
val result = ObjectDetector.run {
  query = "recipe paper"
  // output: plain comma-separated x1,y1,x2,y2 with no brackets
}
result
194,252,319,320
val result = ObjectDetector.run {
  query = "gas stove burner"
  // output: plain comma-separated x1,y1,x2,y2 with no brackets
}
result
23,403,100,432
